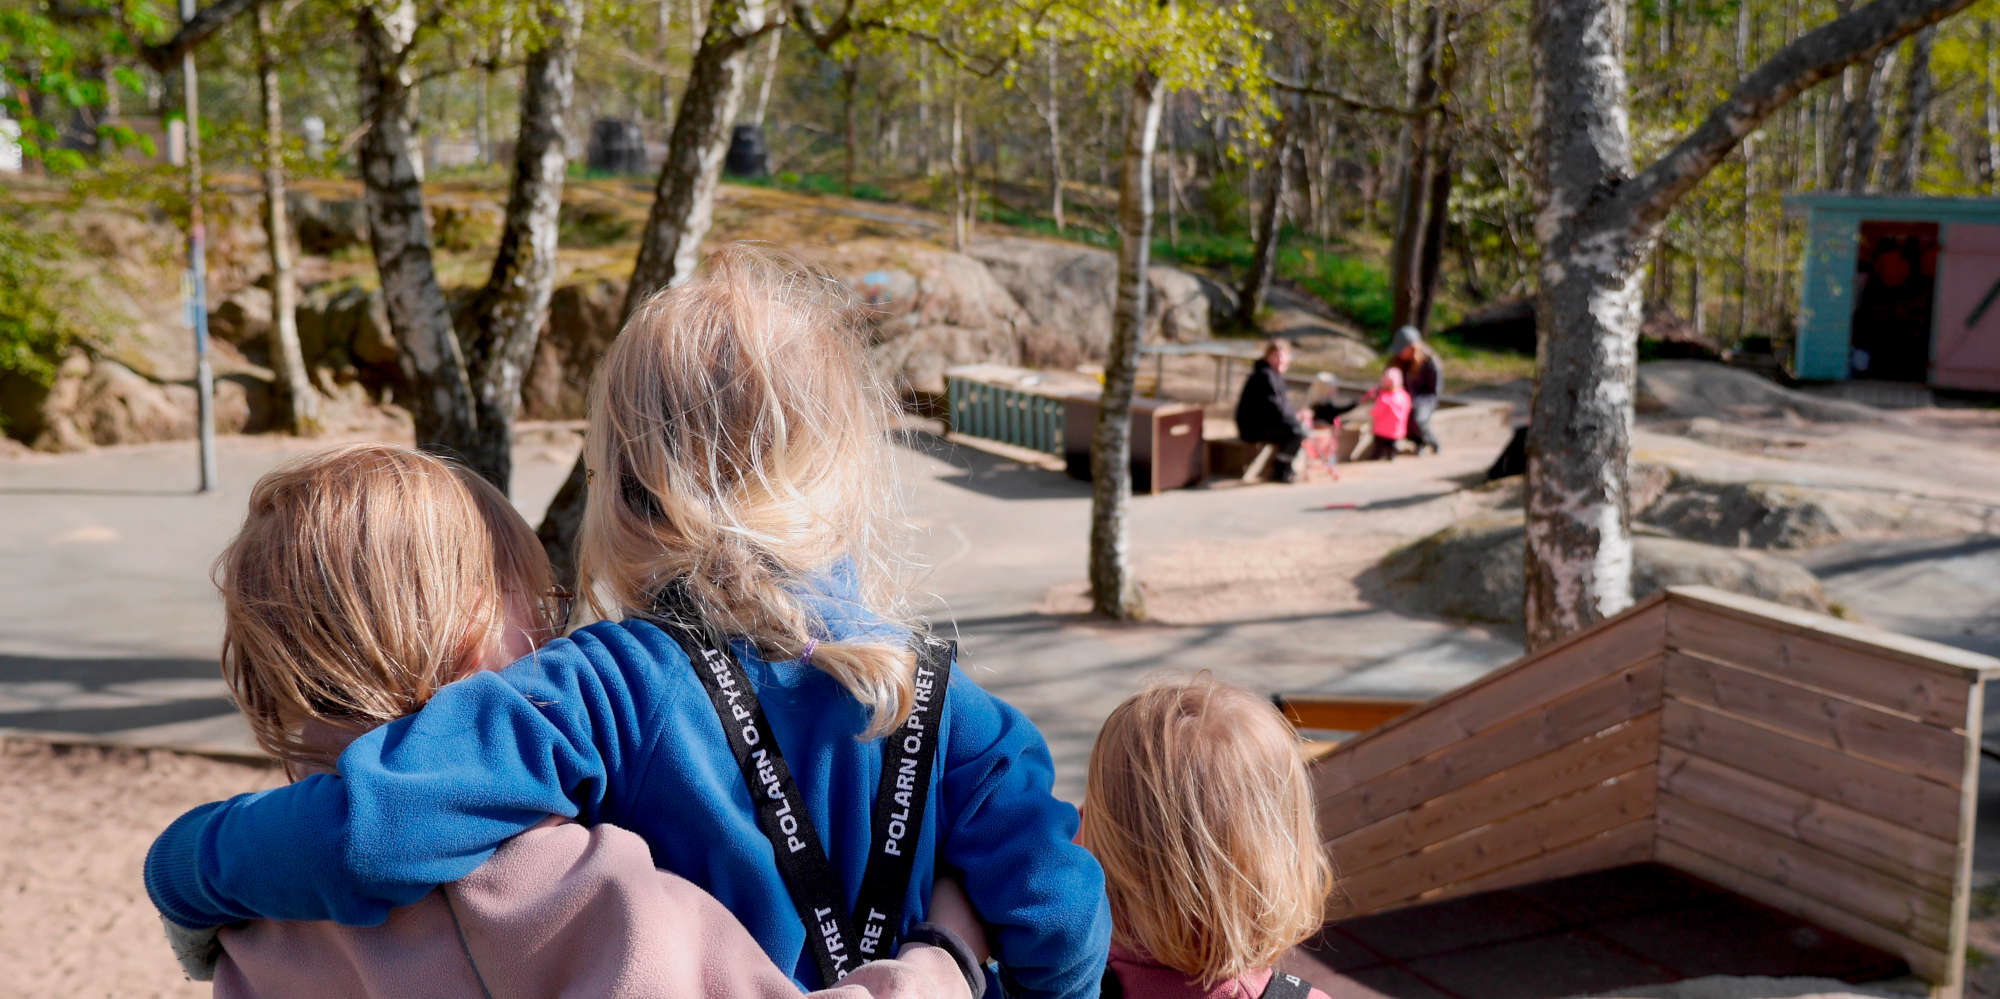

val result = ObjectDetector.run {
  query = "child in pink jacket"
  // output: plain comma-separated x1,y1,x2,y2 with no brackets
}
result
1079,677,1337,999
1365,367,1412,462
179,443,983,999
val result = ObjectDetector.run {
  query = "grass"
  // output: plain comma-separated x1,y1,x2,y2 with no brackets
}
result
734,170,894,203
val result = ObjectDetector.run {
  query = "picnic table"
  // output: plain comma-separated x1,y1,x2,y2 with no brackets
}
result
1140,340,1362,402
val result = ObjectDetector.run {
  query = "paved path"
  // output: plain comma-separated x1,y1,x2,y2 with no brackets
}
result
0,424,1520,799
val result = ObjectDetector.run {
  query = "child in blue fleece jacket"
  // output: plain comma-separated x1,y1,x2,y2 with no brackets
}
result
143,246,1110,998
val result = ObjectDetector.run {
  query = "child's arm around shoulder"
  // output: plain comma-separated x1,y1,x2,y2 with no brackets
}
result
143,621,680,930
938,665,1111,999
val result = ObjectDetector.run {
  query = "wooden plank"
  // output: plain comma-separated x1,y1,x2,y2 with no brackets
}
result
1658,747,1957,889
1665,651,1966,787
1276,695,1424,734
1319,658,1663,838
1667,603,1973,729
1657,839,1951,985
1357,818,1655,918
1333,713,1661,875
1944,680,1985,998
1318,600,1668,796
1667,586,2000,681
1660,698,1962,840
1656,793,1953,949
1338,765,1657,914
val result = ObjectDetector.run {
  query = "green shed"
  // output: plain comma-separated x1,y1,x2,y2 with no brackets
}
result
1788,193,2000,391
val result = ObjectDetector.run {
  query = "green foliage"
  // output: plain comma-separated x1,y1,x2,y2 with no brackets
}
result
735,170,893,202
1280,246,1394,333
0,218,81,395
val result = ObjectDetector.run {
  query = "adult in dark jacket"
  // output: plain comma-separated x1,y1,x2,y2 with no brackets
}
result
1389,326,1443,454
1235,340,1308,483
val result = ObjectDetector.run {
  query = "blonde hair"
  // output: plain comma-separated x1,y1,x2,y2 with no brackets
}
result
1080,676,1334,988
215,442,560,769
574,244,917,738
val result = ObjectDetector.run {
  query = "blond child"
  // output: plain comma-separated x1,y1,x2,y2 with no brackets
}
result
146,247,1107,998
1082,677,1337,999
188,442,981,999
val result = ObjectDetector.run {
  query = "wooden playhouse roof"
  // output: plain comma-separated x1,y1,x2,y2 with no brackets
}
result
1304,586,2000,997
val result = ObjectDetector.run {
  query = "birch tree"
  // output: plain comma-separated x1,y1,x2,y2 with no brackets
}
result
350,0,580,492
254,1,318,435
1082,0,1266,619
1523,0,1981,649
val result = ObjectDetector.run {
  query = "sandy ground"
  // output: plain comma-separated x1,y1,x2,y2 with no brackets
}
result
0,738,278,999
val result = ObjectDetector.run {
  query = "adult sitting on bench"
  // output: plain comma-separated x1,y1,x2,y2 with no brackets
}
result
1234,339,1311,483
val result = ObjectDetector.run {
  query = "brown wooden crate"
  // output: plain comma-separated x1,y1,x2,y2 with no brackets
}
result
1656,794,1953,949
1667,604,1972,730
1331,713,1661,875
1339,765,1657,914
1319,658,1663,838
1318,601,1668,796
1657,841,1951,985
1660,698,1962,841
1659,747,1957,888
1665,651,1966,787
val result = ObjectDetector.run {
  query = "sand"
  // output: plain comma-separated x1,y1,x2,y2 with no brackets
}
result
0,738,279,999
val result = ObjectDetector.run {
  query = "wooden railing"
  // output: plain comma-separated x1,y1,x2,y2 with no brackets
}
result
1305,586,1999,998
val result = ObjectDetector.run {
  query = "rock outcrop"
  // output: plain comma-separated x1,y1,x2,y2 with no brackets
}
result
1366,513,1832,625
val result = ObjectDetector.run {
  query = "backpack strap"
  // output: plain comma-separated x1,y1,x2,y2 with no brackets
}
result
1260,971,1314,999
1100,965,1124,999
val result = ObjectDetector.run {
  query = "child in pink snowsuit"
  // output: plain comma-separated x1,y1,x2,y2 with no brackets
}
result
1365,367,1412,462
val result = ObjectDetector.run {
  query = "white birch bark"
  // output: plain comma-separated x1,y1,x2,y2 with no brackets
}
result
1087,66,1162,620
256,2,318,435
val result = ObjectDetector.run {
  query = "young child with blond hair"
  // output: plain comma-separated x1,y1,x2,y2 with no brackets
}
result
144,247,1108,998
192,442,983,999
1081,677,1337,999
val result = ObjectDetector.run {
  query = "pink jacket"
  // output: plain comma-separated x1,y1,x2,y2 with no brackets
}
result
214,818,971,999
1105,946,1333,999
1369,387,1412,442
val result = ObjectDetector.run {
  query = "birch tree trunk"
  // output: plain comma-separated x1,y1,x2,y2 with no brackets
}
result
1523,0,1979,649
457,0,580,491
256,2,317,435
916,46,932,177
1088,66,1162,620
538,0,768,571
1044,44,1064,232
621,0,766,317
1235,117,1290,329
950,77,968,251
841,55,858,195
750,25,782,127
1884,25,1935,190
357,0,478,456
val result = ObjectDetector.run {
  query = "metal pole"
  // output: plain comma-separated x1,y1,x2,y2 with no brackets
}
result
182,0,218,493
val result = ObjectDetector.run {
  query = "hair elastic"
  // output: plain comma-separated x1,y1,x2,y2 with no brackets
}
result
800,639,817,663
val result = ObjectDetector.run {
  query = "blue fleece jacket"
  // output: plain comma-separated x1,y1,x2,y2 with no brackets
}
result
143,603,1109,998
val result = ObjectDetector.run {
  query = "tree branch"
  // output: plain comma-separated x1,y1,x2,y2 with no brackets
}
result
137,0,263,71
1617,0,1977,235
1265,72,1441,118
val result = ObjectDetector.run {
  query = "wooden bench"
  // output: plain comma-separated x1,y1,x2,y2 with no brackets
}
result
1272,693,1425,760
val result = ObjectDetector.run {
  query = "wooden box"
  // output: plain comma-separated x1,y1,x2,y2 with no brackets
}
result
1061,395,1206,494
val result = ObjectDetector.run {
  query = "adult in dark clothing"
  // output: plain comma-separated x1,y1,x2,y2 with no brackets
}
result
1235,340,1308,483
1389,326,1443,454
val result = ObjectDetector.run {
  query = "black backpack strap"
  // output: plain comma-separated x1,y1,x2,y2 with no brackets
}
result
659,615,860,987
853,635,954,961
1260,971,1314,999
1100,965,1124,999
